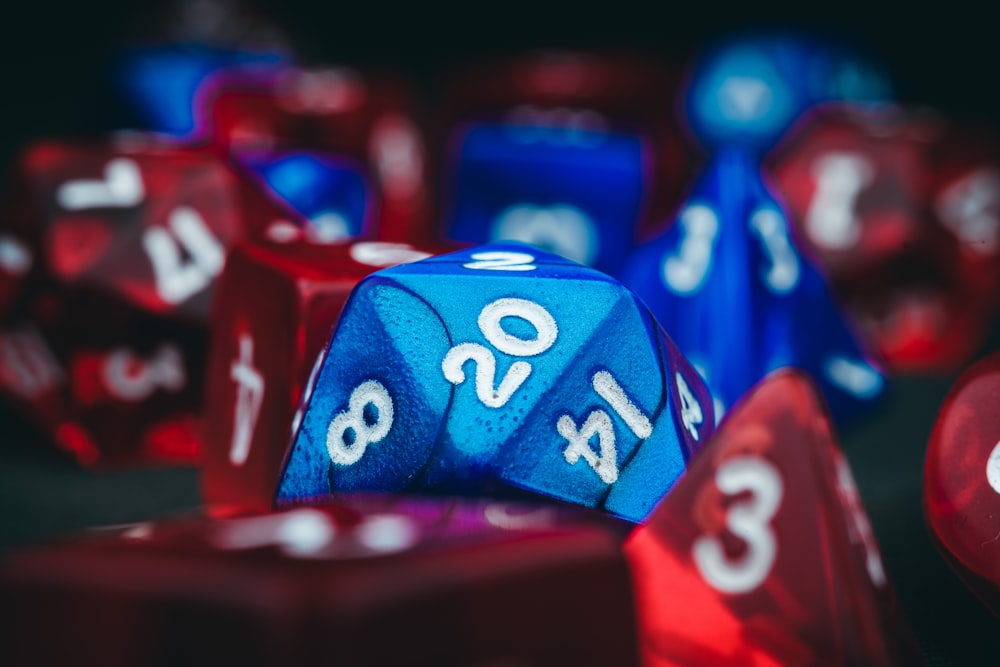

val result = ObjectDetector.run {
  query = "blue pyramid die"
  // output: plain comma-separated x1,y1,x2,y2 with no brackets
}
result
277,242,714,522
620,149,886,424
115,44,289,137
445,122,649,275
684,32,892,151
239,151,373,241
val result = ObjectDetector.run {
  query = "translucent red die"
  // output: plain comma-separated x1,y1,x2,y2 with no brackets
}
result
925,350,1000,615
625,370,913,666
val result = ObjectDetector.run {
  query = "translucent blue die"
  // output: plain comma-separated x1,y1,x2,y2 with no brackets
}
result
445,122,649,275
621,148,886,423
684,32,892,151
277,242,713,522
239,151,373,242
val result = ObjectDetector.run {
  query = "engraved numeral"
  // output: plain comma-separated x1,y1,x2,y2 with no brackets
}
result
229,333,265,466
56,158,145,210
327,380,394,466
749,208,799,293
463,250,536,271
806,152,874,250
663,204,719,294
350,242,432,266
143,207,225,304
102,344,185,402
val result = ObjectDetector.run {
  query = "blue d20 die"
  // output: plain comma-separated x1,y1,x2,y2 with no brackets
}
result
277,242,714,522
620,148,886,424
445,122,649,274
115,44,289,137
684,32,891,151
238,151,373,241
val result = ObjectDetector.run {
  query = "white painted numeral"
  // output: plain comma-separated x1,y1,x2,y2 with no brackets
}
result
0,327,62,398
491,204,597,265
675,372,704,441
592,370,652,438
463,250,536,271
988,441,1000,495
833,453,887,588
806,152,874,250
102,344,185,401
560,410,619,483
327,380,394,465
0,235,32,276
350,241,432,267
823,355,883,400
936,168,1000,255
143,207,225,304
56,158,145,210
370,114,424,199
749,208,800,293
213,508,337,558
443,298,557,408
692,456,783,594
229,333,265,466
663,204,719,294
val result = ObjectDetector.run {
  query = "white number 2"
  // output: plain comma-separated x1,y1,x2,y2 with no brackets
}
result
142,207,225,304
463,250,536,271
692,456,783,594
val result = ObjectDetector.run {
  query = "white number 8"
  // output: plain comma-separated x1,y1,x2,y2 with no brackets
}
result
326,380,394,466
692,456,783,594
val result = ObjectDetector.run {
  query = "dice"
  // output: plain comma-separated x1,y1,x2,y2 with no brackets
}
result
0,498,638,667
925,350,1000,615
277,242,714,522
621,148,885,422
683,32,892,151
769,105,1000,372
202,237,445,514
0,136,283,464
199,65,430,242
439,51,691,270
625,370,913,665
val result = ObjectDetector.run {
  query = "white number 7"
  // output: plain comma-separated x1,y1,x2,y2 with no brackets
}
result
142,207,225,305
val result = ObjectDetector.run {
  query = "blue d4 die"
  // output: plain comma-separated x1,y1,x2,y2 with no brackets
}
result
239,151,373,242
445,122,649,275
684,32,891,151
277,242,713,522
621,149,886,423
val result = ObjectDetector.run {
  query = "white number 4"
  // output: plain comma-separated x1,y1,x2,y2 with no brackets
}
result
142,207,225,305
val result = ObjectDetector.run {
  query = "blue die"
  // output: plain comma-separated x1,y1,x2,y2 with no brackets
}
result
445,122,649,275
684,32,891,150
621,148,886,423
277,242,713,522
239,151,373,241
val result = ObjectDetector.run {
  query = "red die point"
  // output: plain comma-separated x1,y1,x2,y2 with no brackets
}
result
769,105,1000,373
925,350,1000,615
202,236,452,515
0,498,637,667
625,370,912,666
199,66,431,243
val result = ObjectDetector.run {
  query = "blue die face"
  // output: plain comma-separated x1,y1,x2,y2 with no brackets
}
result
445,122,649,275
239,151,372,242
115,44,288,137
621,149,886,423
277,242,714,522
684,33,891,150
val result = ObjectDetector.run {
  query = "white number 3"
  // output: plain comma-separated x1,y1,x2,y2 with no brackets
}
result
692,456,783,594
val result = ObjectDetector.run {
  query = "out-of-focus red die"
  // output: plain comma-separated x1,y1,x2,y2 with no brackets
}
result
202,236,451,514
769,105,1000,372
624,370,913,666
198,65,430,243
0,135,286,465
0,498,637,667
925,350,1000,615
439,50,693,242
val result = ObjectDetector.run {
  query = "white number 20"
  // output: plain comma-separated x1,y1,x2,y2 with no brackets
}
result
692,456,783,594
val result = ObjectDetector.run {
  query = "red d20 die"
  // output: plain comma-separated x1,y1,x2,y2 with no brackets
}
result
625,370,912,666
0,498,637,667
925,350,1000,615
200,66,430,243
202,236,450,514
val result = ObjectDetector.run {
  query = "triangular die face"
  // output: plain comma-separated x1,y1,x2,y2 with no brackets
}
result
624,370,901,666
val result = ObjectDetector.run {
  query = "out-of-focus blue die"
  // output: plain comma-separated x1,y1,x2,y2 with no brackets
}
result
238,151,373,242
621,148,886,423
115,44,289,137
445,121,649,274
684,32,891,151
277,242,713,522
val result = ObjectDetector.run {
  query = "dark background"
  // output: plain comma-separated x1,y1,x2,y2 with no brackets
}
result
1,1,999,664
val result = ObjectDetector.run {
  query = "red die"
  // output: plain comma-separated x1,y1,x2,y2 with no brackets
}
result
925,350,1000,615
0,135,276,465
202,236,449,514
625,370,912,666
769,105,1000,372
199,66,430,243
0,498,637,667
